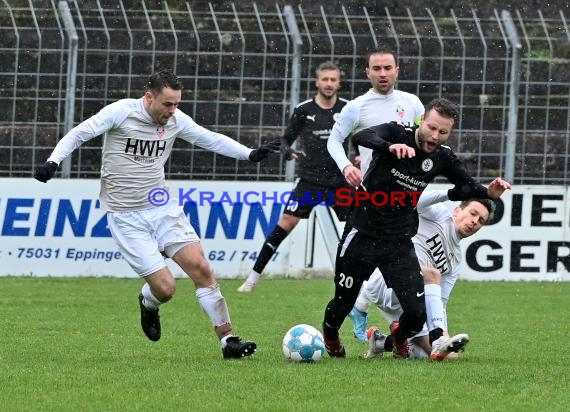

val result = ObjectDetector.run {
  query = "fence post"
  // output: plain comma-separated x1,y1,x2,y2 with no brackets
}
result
57,1,78,178
283,5,302,182
501,10,522,183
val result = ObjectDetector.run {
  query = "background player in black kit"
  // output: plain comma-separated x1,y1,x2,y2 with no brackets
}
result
238,61,353,292
322,97,511,357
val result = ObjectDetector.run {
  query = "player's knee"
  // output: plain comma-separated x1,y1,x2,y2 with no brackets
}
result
421,266,442,284
200,258,213,277
191,258,216,285
279,214,298,232
154,278,176,302
163,283,176,301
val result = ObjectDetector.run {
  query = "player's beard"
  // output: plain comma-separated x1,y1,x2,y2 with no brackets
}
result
416,130,437,152
416,130,427,149
318,89,336,100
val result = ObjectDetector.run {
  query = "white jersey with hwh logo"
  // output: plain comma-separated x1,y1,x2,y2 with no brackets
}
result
413,190,462,278
47,98,251,211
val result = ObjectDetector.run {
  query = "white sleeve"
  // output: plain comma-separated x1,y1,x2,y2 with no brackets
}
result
417,190,452,221
47,100,128,164
327,102,359,172
176,112,252,160
417,190,450,211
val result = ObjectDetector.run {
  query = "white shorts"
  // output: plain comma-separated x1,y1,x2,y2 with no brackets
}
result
362,270,429,336
107,202,200,277
362,268,458,336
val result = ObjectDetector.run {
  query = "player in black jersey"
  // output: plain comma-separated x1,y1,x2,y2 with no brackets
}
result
238,61,353,292
322,97,511,358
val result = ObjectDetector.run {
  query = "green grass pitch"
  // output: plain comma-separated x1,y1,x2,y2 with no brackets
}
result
1,277,568,411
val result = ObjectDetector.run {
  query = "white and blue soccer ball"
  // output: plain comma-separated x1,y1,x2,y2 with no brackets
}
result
282,324,325,363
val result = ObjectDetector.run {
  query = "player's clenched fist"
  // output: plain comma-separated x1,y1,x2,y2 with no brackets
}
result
34,161,58,183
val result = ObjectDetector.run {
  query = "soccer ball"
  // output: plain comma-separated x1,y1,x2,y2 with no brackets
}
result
282,324,325,363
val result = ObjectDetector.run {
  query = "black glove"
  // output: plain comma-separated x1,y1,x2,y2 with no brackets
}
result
249,140,281,162
34,161,58,183
280,138,306,161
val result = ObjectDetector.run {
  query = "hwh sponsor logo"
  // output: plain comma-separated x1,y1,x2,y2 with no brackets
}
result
124,138,167,157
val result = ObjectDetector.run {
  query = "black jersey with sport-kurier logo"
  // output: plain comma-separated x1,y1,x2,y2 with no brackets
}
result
351,121,490,240
283,97,349,188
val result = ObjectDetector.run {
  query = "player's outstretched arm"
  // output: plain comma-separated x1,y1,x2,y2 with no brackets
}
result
248,140,281,162
486,177,511,199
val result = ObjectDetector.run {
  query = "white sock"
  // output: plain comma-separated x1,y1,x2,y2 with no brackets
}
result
245,270,261,285
354,293,370,314
196,283,231,327
425,283,445,332
220,334,234,348
141,283,162,309
352,280,370,313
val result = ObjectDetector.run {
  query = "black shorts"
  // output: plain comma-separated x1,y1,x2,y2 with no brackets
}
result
283,178,352,221
334,227,425,322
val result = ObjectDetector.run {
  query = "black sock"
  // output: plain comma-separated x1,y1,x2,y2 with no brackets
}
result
322,321,339,340
384,335,394,352
252,225,289,273
429,328,444,344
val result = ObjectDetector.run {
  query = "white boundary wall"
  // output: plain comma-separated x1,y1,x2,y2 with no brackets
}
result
1,179,568,281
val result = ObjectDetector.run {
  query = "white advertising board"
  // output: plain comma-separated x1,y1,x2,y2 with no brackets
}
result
0,179,568,281
0,179,331,278
457,185,570,281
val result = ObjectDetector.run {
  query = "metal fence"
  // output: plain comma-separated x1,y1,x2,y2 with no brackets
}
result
1,1,569,184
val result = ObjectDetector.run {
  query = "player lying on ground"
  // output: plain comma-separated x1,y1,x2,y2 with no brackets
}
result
347,190,499,360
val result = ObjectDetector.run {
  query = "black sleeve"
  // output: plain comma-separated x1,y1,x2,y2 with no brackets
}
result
352,123,405,152
442,150,490,201
282,105,306,146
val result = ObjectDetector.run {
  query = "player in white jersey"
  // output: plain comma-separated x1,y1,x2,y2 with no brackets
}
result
34,69,280,359
349,190,497,360
325,47,423,341
327,47,424,183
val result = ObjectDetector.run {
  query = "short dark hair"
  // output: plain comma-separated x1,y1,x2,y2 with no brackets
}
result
315,61,340,77
366,46,398,67
425,97,459,122
458,198,496,224
146,69,182,94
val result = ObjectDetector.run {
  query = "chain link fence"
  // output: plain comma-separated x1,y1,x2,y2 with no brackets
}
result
1,1,569,184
